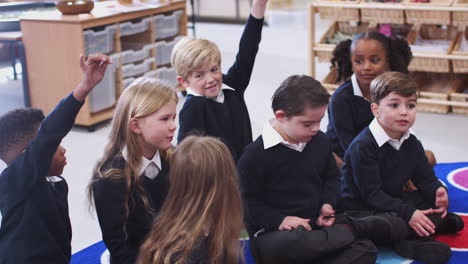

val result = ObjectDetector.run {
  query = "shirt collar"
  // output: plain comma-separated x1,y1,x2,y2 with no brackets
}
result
185,86,235,103
351,74,365,99
46,176,63,183
262,120,307,152
0,158,6,174
369,118,413,150
122,148,162,178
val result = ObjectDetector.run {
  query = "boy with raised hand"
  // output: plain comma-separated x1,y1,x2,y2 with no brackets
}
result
238,75,407,264
0,53,110,263
172,0,267,161
340,71,464,264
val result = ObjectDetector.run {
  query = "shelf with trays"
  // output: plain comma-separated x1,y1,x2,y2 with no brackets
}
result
309,1,468,114
20,1,187,128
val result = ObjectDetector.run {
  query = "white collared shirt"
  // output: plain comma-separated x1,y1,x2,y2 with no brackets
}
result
186,86,235,104
0,159,6,174
351,74,369,101
369,118,413,150
123,149,162,179
262,120,307,152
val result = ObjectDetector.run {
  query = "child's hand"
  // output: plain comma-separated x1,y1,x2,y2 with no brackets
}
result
434,187,449,218
74,54,111,102
316,204,335,227
279,216,312,231
251,0,268,19
409,209,436,237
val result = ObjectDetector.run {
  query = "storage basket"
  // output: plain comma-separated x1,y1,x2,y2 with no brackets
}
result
83,24,117,55
122,57,155,78
449,74,468,114
155,36,183,66
315,21,371,63
119,17,151,37
122,77,136,90
156,67,179,89
450,26,468,73
360,1,405,24
452,0,468,26
120,44,154,65
314,0,360,22
153,10,183,40
404,0,454,25
409,71,454,113
406,24,457,72
88,53,120,113
322,68,344,93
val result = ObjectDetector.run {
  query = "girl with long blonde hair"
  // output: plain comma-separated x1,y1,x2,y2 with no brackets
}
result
89,77,178,263
138,135,244,264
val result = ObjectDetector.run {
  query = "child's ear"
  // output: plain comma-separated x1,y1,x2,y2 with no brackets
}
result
177,76,190,89
274,110,288,122
129,118,142,135
371,102,380,118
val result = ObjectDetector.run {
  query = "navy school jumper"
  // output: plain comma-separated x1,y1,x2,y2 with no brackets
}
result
177,15,263,162
0,93,81,264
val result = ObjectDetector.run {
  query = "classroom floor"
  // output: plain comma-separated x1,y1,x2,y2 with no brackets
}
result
0,11,467,253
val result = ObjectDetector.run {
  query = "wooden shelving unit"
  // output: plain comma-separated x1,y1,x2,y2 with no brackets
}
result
20,0,187,128
309,1,468,114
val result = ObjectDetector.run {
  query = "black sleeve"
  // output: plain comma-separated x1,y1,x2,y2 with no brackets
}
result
320,149,340,208
411,139,443,206
93,178,137,264
328,93,357,154
238,146,286,232
222,14,263,94
348,142,415,222
0,93,82,207
177,99,206,144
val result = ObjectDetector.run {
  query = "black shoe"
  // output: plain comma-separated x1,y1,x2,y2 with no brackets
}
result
347,212,408,245
437,212,464,234
393,237,451,264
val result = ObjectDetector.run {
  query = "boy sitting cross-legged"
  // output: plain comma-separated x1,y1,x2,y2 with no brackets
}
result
172,0,267,161
0,54,110,263
238,75,408,264
340,71,464,264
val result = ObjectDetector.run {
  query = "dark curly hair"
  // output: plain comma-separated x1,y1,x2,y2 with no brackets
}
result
0,108,45,158
331,31,412,83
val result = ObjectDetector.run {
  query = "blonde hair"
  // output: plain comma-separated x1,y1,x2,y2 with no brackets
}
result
370,72,419,104
171,36,221,79
137,136,244,264
89,77,178,220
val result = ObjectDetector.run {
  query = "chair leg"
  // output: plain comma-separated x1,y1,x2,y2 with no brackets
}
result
10,43,18,80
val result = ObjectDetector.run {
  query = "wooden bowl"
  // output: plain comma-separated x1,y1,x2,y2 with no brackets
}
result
55,0,94,15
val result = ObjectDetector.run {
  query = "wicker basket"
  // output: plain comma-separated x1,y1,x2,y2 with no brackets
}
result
410,72,455,113
315,0,360,22
322,68,344,93
449,73,468,114
406,24,457,72
450,26,468,73
360,1,405,24
315,21,372,63
452,0,468,26
404,0,454,25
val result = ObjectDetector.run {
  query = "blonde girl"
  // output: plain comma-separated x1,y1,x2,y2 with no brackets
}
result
138,136,244,264
89,77,177,264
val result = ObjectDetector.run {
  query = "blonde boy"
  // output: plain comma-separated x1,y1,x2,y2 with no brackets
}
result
172,0,267,161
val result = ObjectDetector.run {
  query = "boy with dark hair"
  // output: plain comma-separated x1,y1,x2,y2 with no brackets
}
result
238,75,407,264
172,0,267,161
0,53,110,263
340,71,464,264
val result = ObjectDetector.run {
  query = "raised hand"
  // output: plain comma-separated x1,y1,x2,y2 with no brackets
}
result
316,203,335,227
251,0,268,19
279,216,312,231
74,53,111,102
409,209,436,237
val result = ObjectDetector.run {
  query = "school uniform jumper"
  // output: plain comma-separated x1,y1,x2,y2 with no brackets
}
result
177,14,263,162
0,93,81,264
92,156,169,264
326,77,374,159
238,124,376,264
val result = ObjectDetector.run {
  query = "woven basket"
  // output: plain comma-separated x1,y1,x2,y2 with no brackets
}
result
451,27,468,73
407,24,457,73
322,68,344,93
449,73,468,114
315,21,372,63
404,0,454,25
452,0,468,26
360,1,405,24
410,72,454,114
315,0,360,22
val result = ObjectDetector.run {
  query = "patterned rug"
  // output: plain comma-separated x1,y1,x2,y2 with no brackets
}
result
71,162,468,263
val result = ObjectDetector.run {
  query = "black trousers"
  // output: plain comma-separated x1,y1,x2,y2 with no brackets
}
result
249,224,377,264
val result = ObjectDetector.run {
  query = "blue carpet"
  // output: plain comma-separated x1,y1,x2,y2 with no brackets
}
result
72,163,468,263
